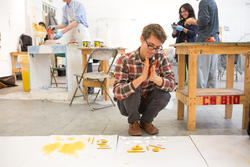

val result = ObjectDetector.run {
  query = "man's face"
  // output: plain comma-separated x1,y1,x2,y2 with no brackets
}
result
140,34,163,59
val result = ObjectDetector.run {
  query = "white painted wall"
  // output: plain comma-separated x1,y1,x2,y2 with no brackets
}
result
0,0,249,77
0,0,26,77
217,0,250,42
0,0,63,78
85,0,199,51
84,0,250,51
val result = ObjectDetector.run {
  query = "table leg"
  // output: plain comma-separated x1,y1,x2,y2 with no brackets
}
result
82,53,88,99
242,54,250,129
11,54,16,80
103,60,109,101
177,54,185,120
225,54,235,119
187,54,197,131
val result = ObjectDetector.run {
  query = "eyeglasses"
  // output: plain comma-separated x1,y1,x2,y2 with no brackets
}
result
145,40,163,51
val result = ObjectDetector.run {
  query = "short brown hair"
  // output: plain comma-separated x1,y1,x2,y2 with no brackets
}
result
142,24,167,43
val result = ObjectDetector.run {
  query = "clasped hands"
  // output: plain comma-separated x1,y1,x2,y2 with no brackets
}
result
132,57,163,88
141,58,158,82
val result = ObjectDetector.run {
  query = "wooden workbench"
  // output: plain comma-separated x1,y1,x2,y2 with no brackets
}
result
170,42,250,131
10,52,28,80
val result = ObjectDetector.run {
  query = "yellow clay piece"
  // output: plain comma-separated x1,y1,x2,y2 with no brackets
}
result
97,143,107,146
97,147,111,149
152,147,159,152
132,145,143,150
54,136,64,141
127,150,146,153
88,137,91,142
97,140,100,143
146,146,149,151
91,137,95,144
42,142,61,155
67,137,74,141
101,139,108,143
149,144,166,149
58,141,85,156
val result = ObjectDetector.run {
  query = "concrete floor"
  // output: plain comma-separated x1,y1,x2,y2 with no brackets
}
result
0,72,248,136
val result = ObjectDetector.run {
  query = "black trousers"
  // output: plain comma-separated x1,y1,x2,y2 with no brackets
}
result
117,87,171,124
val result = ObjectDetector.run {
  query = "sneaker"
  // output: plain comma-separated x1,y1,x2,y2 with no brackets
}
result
128,121,143,136
140,121,159,135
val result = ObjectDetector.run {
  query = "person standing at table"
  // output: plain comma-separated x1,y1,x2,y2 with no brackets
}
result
186,0,219,88
50,0,90,43
113,24,176,136
172,3,198,81
50,0,94,93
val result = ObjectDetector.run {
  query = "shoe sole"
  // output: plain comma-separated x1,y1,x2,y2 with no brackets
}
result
129,132,143,136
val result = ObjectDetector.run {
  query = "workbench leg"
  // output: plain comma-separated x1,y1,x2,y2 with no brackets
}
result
103,60,109,101
177,54,185,120
225,54,235,119
177,101,184,120
242,105,249,129
82,54,88,99
187,54,197,131
187,105,196,131
83,80,88,100
11,54,17,81
242,54,250,129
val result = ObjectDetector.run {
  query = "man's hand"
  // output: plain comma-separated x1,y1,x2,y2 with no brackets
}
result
141,57,149,81
149,61,157,80
186,17,197,25
149,61,163,87
132,58,149,89
54,31,64,39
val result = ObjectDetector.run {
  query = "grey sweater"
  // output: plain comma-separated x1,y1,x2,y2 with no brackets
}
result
197,0,219,42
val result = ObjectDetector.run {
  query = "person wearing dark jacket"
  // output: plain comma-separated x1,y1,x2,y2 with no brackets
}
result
186,0,220,88
172,3,198,81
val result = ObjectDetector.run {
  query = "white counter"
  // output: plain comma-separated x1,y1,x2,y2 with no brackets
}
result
28,45,82,99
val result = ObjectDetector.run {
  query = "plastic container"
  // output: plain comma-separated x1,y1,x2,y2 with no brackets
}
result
18,55,30,92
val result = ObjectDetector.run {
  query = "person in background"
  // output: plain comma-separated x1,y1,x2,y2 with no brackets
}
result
49,0,94,93
113,24,176,136
49,0,90,43
186,0,219,88
38,22,49,41
172,3,198,81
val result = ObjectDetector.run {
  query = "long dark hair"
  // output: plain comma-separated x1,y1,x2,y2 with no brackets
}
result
179,3,196,20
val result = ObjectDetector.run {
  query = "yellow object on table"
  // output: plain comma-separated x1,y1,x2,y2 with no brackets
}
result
152,147,159,152
132,145,143,150
19,55,30,92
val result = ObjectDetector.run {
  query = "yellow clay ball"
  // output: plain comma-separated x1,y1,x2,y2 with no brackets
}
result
132,145,143,150
102,139,108,143
152,147,159,152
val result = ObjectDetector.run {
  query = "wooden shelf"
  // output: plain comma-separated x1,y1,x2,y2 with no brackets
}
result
178,88,244,96
176,88,245,106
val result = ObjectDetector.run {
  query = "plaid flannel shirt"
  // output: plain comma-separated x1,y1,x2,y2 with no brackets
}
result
113,48,176,101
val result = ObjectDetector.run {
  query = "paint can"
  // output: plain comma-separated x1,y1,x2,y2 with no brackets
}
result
82,41,91,47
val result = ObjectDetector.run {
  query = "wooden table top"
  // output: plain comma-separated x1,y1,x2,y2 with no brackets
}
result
170,42,250,55
170,42,250,47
